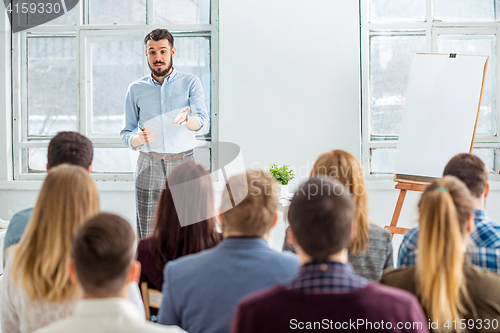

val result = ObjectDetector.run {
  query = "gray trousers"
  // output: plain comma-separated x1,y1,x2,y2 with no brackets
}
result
135,152,195,239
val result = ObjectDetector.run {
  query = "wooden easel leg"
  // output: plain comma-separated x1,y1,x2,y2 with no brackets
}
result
387,189,407,239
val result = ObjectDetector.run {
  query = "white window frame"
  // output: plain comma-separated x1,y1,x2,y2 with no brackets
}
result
360,0,500,180
11,0,219,181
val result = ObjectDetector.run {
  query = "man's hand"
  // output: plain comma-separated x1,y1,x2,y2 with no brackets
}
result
131,127,155,148
172,106,190,125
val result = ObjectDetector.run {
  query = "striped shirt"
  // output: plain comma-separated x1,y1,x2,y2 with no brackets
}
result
397,210,500,273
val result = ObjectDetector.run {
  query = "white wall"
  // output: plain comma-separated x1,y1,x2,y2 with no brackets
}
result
219,0,361,186
2,0,500,256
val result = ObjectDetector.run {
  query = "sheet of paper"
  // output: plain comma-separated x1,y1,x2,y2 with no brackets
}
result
394,54,488,178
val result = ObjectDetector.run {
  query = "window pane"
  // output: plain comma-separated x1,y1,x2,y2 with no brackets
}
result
28,148,47,172
370,35,426,136
473,148,498,173
434,0,495,22
369,0,425,22
174,37,211,136
28,1,77,26
28,37,76,136
92,40,143,135
370,148,396,174
92,148,137,172
22,0,76,26
155,0,210,25
438,36,496,135
89,0,146,25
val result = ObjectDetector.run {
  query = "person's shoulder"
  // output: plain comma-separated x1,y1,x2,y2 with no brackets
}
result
9,207,33,224
369,224,391,240
166,244,220,271
364,282,419,307
380,266,416,289
31,317,74,333
137,237,155,251
137,237,155,258
466,262,500,297
173,70,197,80
128,75,153,89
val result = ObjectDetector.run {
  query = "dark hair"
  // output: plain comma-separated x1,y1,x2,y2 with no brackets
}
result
288,177,355,261
47,131,93,169
72,213,135,297
144,29,174,48
443,153,488,198
148,162,221,272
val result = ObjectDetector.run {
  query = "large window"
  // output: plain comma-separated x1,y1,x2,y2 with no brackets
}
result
12,0,218,180
361,0,499,178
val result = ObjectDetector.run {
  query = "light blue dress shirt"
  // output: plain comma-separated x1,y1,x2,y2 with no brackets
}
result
120,69,209,154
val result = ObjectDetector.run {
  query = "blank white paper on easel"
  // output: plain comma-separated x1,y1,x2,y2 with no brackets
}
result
394,54,488,178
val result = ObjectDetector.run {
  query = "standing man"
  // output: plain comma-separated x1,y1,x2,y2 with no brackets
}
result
121,29,209,239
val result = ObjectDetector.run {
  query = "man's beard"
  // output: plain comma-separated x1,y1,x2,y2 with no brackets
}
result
149,56,173,78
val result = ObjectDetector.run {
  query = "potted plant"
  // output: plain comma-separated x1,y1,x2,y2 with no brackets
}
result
268,164,295,198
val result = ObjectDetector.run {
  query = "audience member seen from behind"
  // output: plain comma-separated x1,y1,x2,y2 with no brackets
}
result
398,153,500,273
137,162,222,315
1,165,100,333
34,213,185,333
283,149,393,280
381,176,500,332
232,177,428,333
4,131,94,257
157,170,299,333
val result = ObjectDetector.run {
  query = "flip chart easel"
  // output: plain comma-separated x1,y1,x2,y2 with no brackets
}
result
385,53,489,236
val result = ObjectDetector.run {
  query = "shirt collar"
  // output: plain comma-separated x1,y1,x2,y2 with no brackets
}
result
287,261,368,293
474,209,487,222
74,298,141,320
149,67,177,86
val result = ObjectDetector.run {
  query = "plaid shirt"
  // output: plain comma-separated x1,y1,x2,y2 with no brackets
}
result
286,261,368,294
397,210,500,273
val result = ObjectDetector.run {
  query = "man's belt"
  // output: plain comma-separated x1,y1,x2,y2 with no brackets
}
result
142,150,194,162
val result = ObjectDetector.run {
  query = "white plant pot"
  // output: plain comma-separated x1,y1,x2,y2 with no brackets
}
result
280,184,289,199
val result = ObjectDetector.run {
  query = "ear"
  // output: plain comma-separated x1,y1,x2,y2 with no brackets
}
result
128,260,141,284
86,164,92,174
270,212,278,230
171,47,176,57
217,206,224,227
46,163,49,172
350,219,357,241
68,260,79,284
287,227,297,246
466,213,475,234
484,182,490,200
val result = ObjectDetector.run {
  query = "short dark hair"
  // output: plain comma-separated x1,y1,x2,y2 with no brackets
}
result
72,213,135,297
443,153,488,198
47,132,93,169
144,29,174,48
288,177,355,261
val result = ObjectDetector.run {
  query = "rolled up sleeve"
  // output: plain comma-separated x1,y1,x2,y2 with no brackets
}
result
120,85,141,150
188,77,210,135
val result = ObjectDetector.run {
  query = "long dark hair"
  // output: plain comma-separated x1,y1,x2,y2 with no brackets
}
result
149,161,222,271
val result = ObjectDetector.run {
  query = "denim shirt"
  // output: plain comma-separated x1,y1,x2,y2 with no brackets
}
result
120,69,209,154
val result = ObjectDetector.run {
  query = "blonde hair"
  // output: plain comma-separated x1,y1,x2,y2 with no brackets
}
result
310,150,369,254
10,164,100,303
221,170,278,236
416,176,474,332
